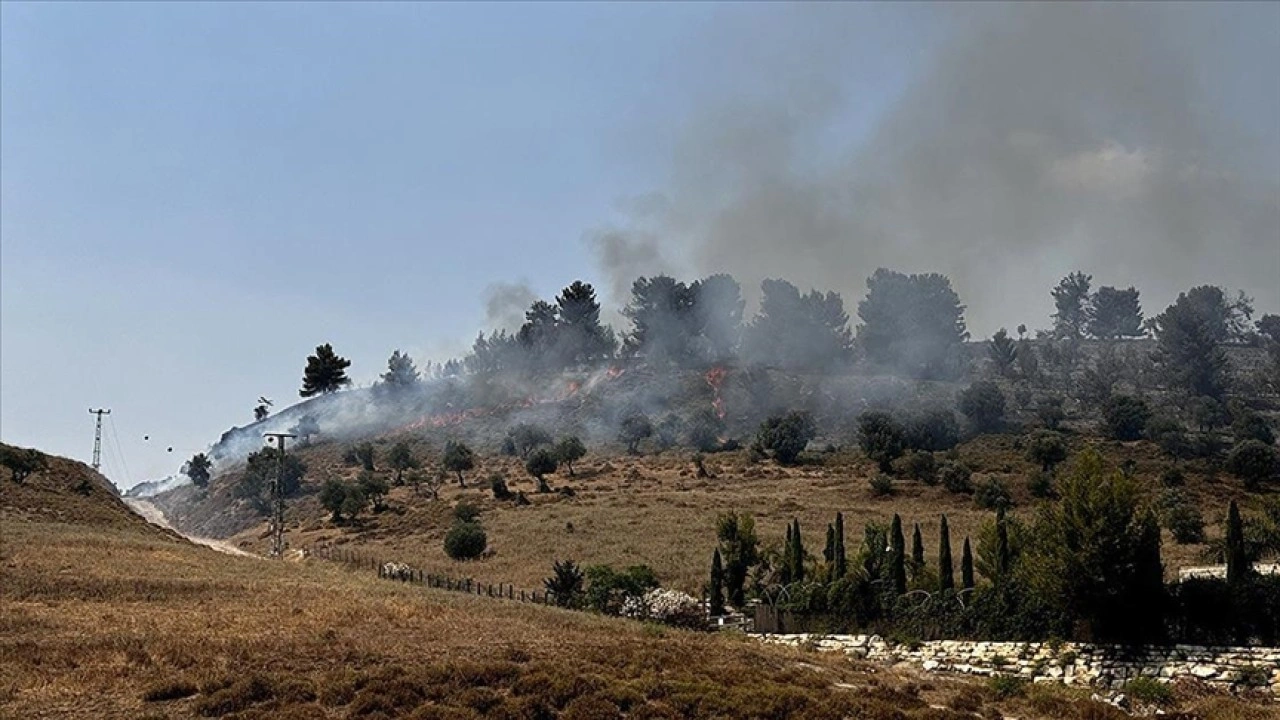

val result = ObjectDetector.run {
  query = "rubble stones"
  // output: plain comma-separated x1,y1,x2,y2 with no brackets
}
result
758,634,1280,693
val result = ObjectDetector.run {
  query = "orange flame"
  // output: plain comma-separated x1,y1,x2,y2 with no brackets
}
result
705,366,728,419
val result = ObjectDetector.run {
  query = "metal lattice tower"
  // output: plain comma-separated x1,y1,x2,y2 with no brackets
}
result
263,433,296,558
88,408,111,471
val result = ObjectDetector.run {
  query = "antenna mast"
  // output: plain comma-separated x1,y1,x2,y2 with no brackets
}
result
88,408,111,471
263,432,296,558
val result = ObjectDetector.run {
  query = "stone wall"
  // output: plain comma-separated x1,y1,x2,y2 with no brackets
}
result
759,634,1280,693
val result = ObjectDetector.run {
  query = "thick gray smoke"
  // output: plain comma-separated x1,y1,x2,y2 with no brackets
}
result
590,3,1279,335
484,282,539,332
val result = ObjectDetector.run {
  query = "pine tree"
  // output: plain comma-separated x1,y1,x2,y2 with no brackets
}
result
300,343,352,397
833,512,847,579
938,515,954,591
184,453,212,489
1088,286,1144,340
988,328,1018,377
381,350,420,388
961,537,975,590
709,549,726,615
1226,500,1249,585
890,514,907,594
1051,272,1092,340
556,280,616,364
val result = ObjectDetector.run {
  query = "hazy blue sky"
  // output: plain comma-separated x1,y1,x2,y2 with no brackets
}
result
2,3,1275,487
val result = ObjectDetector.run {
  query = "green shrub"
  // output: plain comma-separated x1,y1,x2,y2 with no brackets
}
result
490,475,512,500
544,560,585,609
1159,467,1185,487
869,474,894,497
1122,677,1173,706
858,411,906,473
902,451,938,484
958,381,1006,432
1157,490,1205,544
905,409,961,452
985,674,1026,700
1236,666,1270,688
454,502,481,523
1025,430,1068,471
1226,439,1277,490
974,478,1012,510
444,523,487,560
940,462,972,494
1103,395,1150,441
1027,470,1054,499
756,412,816,465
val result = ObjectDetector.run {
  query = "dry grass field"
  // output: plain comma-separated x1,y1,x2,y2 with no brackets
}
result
205,433,1254,594
2,446,1276,719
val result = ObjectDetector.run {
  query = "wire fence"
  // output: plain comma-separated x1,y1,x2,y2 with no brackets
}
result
307,544,561,606
306,543,754,631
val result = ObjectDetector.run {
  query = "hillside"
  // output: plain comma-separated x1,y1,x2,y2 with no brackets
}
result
0,443,176,537
149,427,1270,597
7,446,1228,720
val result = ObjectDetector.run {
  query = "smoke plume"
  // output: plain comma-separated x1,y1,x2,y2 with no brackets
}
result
591,3,1279,334
483,282,539,333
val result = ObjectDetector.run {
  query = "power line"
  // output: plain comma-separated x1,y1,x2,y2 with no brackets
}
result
107,414,133,488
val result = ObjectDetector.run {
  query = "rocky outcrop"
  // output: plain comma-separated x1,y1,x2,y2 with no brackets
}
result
760,634,1280,693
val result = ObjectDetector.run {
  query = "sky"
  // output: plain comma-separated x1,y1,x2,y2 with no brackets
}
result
2,3,1276,488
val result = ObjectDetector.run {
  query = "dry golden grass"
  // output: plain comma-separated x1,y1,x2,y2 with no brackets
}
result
0,518,1015,720
3,509,1274,718
213,434,1259,593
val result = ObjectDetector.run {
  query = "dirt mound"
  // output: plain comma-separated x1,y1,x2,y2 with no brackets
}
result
0,443,174,537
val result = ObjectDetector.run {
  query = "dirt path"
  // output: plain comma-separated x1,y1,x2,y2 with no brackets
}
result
125,498,258,558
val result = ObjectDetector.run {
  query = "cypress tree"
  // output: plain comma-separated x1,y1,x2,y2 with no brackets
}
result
938,515,954,591
1131,510,1166,642
824,524,836,579
961,537,975,590
1226,500,1248,585
791,519,805,583
782,523,794,585
834,512,847,579
890,514,907,594
995,506,1011,580
709,549,726,615
911,523,925,570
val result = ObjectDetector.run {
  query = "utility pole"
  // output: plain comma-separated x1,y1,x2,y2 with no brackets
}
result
88,408,111,471
263,432,296,558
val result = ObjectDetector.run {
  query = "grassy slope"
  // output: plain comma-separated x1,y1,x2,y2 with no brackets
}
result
2,448,1273,719
211,433,1267,594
